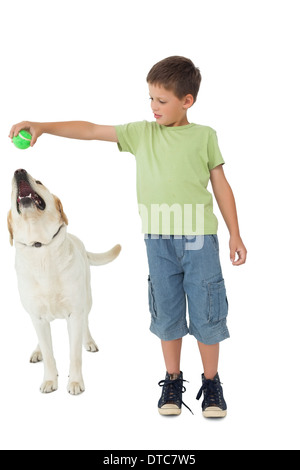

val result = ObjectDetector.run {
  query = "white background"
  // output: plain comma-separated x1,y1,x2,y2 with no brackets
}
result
1,0,299,451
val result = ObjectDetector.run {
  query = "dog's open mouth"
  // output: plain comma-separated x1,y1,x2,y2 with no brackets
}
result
16,173,46,213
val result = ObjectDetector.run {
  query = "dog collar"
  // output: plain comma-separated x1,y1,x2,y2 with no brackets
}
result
30,224,64,248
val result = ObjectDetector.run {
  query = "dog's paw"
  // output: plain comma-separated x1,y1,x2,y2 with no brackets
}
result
84,340,99,353
30,349,43,363
68,380,85,395
40,379,58,394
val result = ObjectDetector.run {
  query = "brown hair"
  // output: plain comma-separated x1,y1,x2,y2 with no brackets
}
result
146,56,202,103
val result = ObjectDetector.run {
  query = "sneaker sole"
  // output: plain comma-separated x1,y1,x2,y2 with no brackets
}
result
203,407,227,418
158,404,181,416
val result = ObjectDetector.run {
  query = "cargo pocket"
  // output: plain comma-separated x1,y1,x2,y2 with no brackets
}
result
205,278,228,323
148,275,157,318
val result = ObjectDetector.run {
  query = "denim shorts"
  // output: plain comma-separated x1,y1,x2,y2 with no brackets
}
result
144,235,230,345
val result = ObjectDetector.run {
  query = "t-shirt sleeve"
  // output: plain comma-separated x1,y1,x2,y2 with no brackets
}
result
207,129,225,170
115,121,146,155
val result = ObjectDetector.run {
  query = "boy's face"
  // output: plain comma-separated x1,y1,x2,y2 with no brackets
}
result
148,84,193,127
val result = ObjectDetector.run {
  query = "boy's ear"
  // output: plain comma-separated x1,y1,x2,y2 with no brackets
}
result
53,195,68,225
183,94,194,109
7,210,13,246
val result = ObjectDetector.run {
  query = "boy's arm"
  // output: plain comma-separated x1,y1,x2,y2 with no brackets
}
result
9,121,118,146
210,165,247,265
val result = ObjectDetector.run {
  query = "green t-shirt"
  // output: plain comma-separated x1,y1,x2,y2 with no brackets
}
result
115,121,224,235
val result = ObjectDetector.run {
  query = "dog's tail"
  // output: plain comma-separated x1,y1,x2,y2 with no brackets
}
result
87,244,121,266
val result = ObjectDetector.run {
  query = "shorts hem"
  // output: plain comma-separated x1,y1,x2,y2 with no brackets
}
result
150,324,189,341
189,327,230,345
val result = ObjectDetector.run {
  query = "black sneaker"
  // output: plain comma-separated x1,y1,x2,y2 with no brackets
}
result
196,373,227,418
158,371,193,416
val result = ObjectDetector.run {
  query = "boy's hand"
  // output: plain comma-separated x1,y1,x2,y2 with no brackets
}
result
229,235,247,266
9,121,43,147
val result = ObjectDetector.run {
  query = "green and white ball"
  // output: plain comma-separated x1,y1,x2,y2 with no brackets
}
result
13,130,32,149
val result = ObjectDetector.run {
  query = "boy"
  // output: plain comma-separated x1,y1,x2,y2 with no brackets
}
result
9,56,246,418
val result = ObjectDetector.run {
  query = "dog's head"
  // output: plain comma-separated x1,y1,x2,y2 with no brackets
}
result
8,169,68,247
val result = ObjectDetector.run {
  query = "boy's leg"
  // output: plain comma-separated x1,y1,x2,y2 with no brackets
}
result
161,338,182,375
159,338,193,415
196,341,227,418
144,236,190,415
197,342,219,379
182,235,228,417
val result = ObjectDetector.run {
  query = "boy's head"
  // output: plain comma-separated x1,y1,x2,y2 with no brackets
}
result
147,56,202,104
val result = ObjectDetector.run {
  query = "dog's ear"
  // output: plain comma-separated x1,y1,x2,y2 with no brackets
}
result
7,210,13,245
54,195,68,225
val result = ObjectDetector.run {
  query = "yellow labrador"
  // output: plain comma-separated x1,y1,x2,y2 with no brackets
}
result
7,169,121,395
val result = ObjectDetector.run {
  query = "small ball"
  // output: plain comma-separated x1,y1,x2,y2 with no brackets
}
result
13,130,32,149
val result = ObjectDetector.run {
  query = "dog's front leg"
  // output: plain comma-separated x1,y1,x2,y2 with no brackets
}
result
30,317,58,393
67,314,85,395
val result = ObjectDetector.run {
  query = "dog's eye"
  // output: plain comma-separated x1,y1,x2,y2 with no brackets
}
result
35,181,43,185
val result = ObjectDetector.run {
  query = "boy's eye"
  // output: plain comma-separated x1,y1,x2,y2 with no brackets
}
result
149,97,166,104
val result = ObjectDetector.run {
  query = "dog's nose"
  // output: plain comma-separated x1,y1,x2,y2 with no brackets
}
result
14,169,28,183
15,169,27,176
